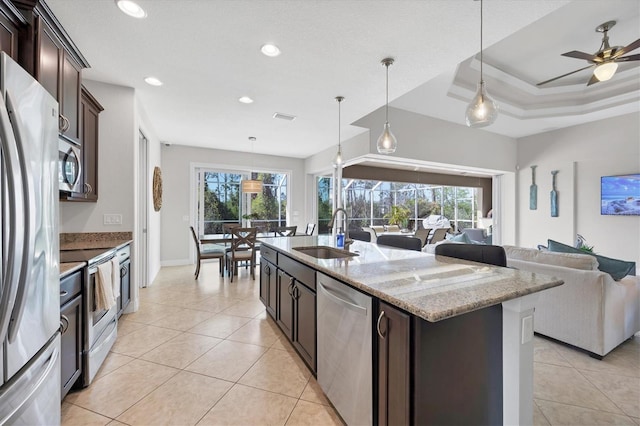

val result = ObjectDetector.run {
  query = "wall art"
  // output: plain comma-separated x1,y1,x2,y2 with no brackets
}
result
550,170,559,217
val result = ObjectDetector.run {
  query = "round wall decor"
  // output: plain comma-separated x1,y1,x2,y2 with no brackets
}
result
152,166,162,211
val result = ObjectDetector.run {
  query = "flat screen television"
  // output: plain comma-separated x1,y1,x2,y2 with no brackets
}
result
601,174,640,216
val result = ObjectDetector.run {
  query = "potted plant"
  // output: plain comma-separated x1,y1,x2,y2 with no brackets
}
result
384,205,411,230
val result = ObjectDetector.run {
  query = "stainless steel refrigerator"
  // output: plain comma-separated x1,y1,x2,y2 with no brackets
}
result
0,52,61,425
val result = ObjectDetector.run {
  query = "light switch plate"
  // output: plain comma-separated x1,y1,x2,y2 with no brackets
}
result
521,315,534,344
104,214,122,225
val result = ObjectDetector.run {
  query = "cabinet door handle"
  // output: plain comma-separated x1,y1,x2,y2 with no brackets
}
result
59,114,70,132
293,286,300,300
60,315,69,334
376,310,386,339
265,265,270,275
59,290,68,297
287,277,294,297
120,265,127,278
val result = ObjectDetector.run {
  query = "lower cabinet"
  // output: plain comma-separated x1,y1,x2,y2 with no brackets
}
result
60,269,83,400
276,270,294,338
259,260,277,318
117,257,131,317
376,301,410,426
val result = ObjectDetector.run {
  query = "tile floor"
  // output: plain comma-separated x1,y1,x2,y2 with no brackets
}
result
62,261,640,426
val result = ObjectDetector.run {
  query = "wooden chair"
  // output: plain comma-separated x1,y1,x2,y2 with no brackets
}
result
225,227,258,282
429,228,450,245
190,226,225,278
305,223,316,235
274,225,297,236
413,227,432,248
434,244,507,267
376,235,422,251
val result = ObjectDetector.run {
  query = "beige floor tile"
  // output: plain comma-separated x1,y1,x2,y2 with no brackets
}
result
185,339,267,381
554,342,640,378
226,318,281,347
300,378,330,406
534,339,571,367
111,325,181,358
536,399,637,425
188,313,251,338
117,371,232,426
106,421,128,425
140,332,222,369
150,308,215,331
122,302,184,325
61,402,112,426
197,383,297,426
581,369,640,417
271,336,297,353
221,299,266,318
631,417,640,425
533,400,551,426
239,348,311,398
190,296,242,313
285,400,344,426
534,362,623,414
66,359,179,418
94,352,136,381
116,318,147,337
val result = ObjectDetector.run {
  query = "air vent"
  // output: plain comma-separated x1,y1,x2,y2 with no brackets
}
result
273,112,297,121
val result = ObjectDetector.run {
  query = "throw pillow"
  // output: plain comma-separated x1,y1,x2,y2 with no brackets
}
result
547,239,636,281
447,233,472,243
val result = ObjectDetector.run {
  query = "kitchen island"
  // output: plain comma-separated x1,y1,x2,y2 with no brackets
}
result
259,236,563,425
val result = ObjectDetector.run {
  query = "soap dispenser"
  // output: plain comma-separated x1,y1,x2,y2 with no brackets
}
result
336,227,345,249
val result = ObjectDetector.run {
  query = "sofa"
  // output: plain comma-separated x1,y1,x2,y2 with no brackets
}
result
504,245,640,358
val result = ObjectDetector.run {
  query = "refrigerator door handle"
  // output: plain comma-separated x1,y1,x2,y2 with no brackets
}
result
5,91,37,343
0,90,26,343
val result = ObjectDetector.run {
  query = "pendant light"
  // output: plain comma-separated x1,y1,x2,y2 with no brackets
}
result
377,58,397,154
241,137,262,193
465,0,498,128
332,96,345,168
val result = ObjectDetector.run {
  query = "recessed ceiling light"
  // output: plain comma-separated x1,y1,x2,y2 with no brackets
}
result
116,0,147,18
144,76,163,86
261,44,281,57
238,96,254,104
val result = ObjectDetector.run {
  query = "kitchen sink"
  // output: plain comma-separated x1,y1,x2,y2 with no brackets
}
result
293,246,359,259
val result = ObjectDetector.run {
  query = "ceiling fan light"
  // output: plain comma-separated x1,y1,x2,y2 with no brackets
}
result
593,62,618,81
466,81,498,128
376,122,398,154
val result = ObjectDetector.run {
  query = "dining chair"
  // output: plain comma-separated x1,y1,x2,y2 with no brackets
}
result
274,225,297,236
429,228,450,245
350,230,371,242
305,223,316,235
225,227,258,282
413,227,432,248
376,235,422,251
190,226,225,278
434,243,507,267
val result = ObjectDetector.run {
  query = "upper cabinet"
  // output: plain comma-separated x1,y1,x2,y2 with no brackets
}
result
0,1,26,61
12,0,90,144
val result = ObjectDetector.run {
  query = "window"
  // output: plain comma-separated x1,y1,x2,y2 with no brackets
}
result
196,168,288,235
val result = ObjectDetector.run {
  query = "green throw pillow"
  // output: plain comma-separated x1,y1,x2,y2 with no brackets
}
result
547,239,636,281
447,233,471,243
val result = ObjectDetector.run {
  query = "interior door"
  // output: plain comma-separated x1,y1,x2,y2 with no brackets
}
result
138,130,148,287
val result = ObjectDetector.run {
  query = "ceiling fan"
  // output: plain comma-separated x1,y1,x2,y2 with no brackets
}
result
537,20,640,87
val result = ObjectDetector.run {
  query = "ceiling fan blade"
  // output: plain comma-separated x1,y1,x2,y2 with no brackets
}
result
586,74,600,86
615,38,640,57
615,53,640,62
536,64,595,86
561,50,598,61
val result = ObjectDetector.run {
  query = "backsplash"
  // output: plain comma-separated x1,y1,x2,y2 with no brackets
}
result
60,232,133,245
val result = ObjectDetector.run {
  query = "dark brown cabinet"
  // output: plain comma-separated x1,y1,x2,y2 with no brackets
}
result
117,257,130,317
276,270,294,339
376,301,410,426
0,1,24,61
260,260,277,318
60,268,83,400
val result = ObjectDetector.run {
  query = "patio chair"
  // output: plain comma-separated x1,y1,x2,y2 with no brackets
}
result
274,226,297,236
305,223,316,235
429,228,450,245
413,227,432,248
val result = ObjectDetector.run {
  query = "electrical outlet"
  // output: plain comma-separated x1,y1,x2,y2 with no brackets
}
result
104,214,122,225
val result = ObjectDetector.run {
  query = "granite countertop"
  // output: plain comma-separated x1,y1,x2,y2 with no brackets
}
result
60,239,132,251
260,236,563,322
60,262,86,278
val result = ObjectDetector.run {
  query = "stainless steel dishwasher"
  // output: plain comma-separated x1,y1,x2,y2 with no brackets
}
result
317,273,372,426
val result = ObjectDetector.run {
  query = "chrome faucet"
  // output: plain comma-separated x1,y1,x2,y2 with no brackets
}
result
328,208,353,250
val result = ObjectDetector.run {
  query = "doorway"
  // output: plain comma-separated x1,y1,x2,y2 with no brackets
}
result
138,130,149,287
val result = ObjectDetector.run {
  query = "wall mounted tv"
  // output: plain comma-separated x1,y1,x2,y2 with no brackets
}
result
601,174,640,216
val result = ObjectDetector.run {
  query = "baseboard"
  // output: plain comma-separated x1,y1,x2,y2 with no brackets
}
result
161,258,191,267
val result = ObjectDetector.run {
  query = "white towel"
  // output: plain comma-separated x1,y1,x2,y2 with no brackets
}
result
96,261,115,311
111,257,121,300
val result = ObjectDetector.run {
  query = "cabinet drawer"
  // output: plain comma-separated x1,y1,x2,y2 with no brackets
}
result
60,270,82,305
260,245,277,264
279,255,315,290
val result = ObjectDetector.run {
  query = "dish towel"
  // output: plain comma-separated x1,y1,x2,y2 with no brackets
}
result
96,258,121,311
111,257,121,300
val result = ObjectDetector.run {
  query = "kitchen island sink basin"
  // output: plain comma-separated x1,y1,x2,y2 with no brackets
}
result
293,246,358,259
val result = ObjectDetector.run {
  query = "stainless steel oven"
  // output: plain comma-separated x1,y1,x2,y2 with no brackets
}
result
58,138,82,193
82,250,118,386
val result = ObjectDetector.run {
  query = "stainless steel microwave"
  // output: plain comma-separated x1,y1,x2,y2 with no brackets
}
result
58,139,82,193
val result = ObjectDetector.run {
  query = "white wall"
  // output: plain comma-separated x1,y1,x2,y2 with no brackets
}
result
160,145,306,265
516,113,640,267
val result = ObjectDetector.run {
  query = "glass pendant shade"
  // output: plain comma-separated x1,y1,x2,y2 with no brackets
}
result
332,149,343,168
593,62,618,81
242,179,262,193
377,122,397,154
465,81,498,128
